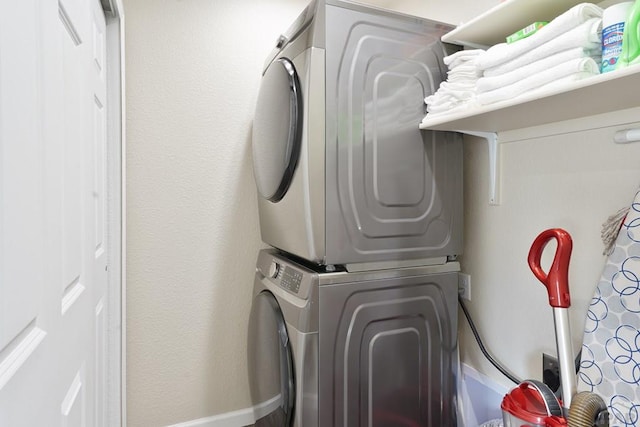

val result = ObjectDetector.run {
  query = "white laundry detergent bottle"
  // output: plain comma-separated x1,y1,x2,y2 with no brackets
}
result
601,2,633,72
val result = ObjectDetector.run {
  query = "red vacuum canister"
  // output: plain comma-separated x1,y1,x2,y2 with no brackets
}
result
501,380,567,427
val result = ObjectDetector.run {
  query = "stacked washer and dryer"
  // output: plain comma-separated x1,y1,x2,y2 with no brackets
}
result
247,1,463,426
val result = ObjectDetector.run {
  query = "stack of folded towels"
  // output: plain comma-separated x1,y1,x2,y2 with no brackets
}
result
423,49,485,117
475,3,603,106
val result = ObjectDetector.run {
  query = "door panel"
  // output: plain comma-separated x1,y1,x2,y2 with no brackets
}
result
93,95,106,258
61,370,86,427
95,300,107,427
90,4,109,424
92,0,107,269
0,0,43,355
0,2,54,423
0,0,112,424
61,0,86,317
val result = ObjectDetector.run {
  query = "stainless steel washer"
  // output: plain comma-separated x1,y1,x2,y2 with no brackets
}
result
247,249,460,426
248,250,319,427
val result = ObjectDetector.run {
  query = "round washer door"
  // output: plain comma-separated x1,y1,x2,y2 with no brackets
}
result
252,57,302,202
247,290,295,426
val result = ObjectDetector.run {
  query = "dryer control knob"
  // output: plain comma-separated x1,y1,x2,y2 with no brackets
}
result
268,261,281,279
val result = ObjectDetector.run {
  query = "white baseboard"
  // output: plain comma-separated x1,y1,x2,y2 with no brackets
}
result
169,367,509,427
166,395,280,427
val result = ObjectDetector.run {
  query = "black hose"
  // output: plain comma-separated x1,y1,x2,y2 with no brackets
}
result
459,295,521,385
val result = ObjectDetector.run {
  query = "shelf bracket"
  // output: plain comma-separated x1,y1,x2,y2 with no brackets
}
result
456,130,500,205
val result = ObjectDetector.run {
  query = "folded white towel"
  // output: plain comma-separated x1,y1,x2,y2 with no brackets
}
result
439,80,477,90
477,57,599,105
448,67,483,80
422,99,481,118
448,75,481,83
423,49,485,118
482,18,602,77
425,88,474,104
477,47,601,93
424,85,477,116
444,49,485,68
450,65,480,74
443,49,485,70
427,100,462,114
476,2,603,70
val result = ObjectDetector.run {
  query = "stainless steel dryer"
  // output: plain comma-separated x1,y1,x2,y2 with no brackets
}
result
247,249,459,426
252,0,463,267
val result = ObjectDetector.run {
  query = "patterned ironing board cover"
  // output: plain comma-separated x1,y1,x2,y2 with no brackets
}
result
577,188,640,426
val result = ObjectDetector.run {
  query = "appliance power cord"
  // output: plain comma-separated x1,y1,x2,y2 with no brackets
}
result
459,295,521,385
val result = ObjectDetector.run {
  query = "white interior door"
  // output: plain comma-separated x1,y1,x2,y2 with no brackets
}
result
0,0,116,425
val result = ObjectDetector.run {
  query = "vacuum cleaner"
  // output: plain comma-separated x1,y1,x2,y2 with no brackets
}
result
500,228,609,427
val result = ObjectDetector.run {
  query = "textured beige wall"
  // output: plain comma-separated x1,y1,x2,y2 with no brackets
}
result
123,0,498,425
459,113,640,391
124,0,308,425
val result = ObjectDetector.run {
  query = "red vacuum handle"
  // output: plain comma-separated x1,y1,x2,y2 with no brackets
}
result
527,228,573,308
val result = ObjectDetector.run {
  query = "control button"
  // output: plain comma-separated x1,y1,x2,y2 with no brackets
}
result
268,261,281,279
276,35,287,49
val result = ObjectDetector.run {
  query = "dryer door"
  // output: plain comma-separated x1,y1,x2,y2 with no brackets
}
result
252,57,302,202
247,290,295,426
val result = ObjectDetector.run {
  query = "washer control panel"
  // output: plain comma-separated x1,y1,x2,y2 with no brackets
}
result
280,266,303,294
258,251,315,300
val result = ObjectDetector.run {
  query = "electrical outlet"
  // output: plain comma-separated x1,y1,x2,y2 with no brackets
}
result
458,273,471,301
543,353,560,393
